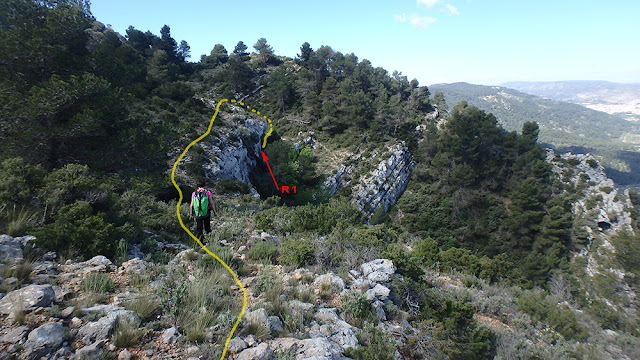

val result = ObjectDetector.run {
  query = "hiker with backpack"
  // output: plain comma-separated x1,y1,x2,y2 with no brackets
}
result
190,180,218,240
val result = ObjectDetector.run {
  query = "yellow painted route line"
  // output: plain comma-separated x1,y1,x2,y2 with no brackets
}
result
231,99,273,148
170,98,273,359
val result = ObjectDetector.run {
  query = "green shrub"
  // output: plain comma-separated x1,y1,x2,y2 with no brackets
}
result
399,320,452,359
140,237,159,254
279,237,316,268
254,206,289,232
0,157,45,207
517,289,587,340
34,200,129,260
439,247,480,275
290,197,362,234
345,322,396,360
340,291,371,327
180,311,214,343
81,273,115,293
412,237,439,264
610,231,640,276
197,243,239,271
216,179,250,194
349,224,397,247
566,158,580,166
247,241,278,262
600,186,613,194
369,205,386,225
478,253,521,284
382,243,422,281
586,159,598,168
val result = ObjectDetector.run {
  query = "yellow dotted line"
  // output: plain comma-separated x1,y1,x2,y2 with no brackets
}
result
231,99,273,148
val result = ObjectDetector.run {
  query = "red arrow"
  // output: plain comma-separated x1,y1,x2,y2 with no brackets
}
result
261,151,279,190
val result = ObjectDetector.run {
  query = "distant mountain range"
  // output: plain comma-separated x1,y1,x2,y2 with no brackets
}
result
430,82,640,185
502,80,640,121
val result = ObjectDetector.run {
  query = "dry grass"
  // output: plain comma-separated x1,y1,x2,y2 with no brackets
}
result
80,273,115,293
1,204,36,237
124,295,161,322
112,315,143,348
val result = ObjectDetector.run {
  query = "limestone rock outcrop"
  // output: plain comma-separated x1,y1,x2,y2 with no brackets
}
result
325,142,415,218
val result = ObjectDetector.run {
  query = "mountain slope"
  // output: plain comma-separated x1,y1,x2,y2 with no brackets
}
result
430,82,640,184
502,80,640,121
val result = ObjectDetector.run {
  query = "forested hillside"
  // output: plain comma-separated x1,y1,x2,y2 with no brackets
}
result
2,1,640,359
431,82,640,185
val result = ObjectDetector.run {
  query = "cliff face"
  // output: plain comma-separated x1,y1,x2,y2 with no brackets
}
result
200,114,267,185
324,143,415,218
352,143,415,218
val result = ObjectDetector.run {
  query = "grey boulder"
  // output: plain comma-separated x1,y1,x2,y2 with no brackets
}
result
0,284,56,314
23,322,65,360
73,340,105,360
1,325,30,344
0,235,23,264
360,259,395,283
236,342,275,360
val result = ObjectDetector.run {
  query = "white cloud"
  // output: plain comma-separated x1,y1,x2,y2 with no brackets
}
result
410,15,437,29
445,4,459,16
417,0,439,8
394,13,408,23
395,13,436,29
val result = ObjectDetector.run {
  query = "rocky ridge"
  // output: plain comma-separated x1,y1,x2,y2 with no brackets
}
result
546,150,638,309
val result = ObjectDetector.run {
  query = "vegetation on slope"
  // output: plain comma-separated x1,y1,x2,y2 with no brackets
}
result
1,1,640,359
430,82,640,185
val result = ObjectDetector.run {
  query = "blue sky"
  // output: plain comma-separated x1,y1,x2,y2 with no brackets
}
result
91,0,640,86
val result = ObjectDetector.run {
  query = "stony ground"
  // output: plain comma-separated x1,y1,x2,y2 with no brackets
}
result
0,234,406,360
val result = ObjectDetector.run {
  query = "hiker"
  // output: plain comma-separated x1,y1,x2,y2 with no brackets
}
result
190,180,218,240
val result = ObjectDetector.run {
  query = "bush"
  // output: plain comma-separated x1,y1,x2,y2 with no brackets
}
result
382,243,422,281
517,289,587,340
289,197,361,234
0,157,45,207
345,322,396,360
247,241,278,263
254,269,282,296
81,273,115,293
439,247,480,275
279,237,316,268
140,236,159,254
478,253,521,284
34,201,129,260
600,186,613,194
216,179,250,194
349,224,397,247
412,237,439,265
340,291,371,327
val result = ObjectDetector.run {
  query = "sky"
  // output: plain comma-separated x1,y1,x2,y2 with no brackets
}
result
90,0,640,86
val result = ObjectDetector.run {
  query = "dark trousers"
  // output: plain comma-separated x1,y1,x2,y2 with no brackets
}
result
195,213,211,240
